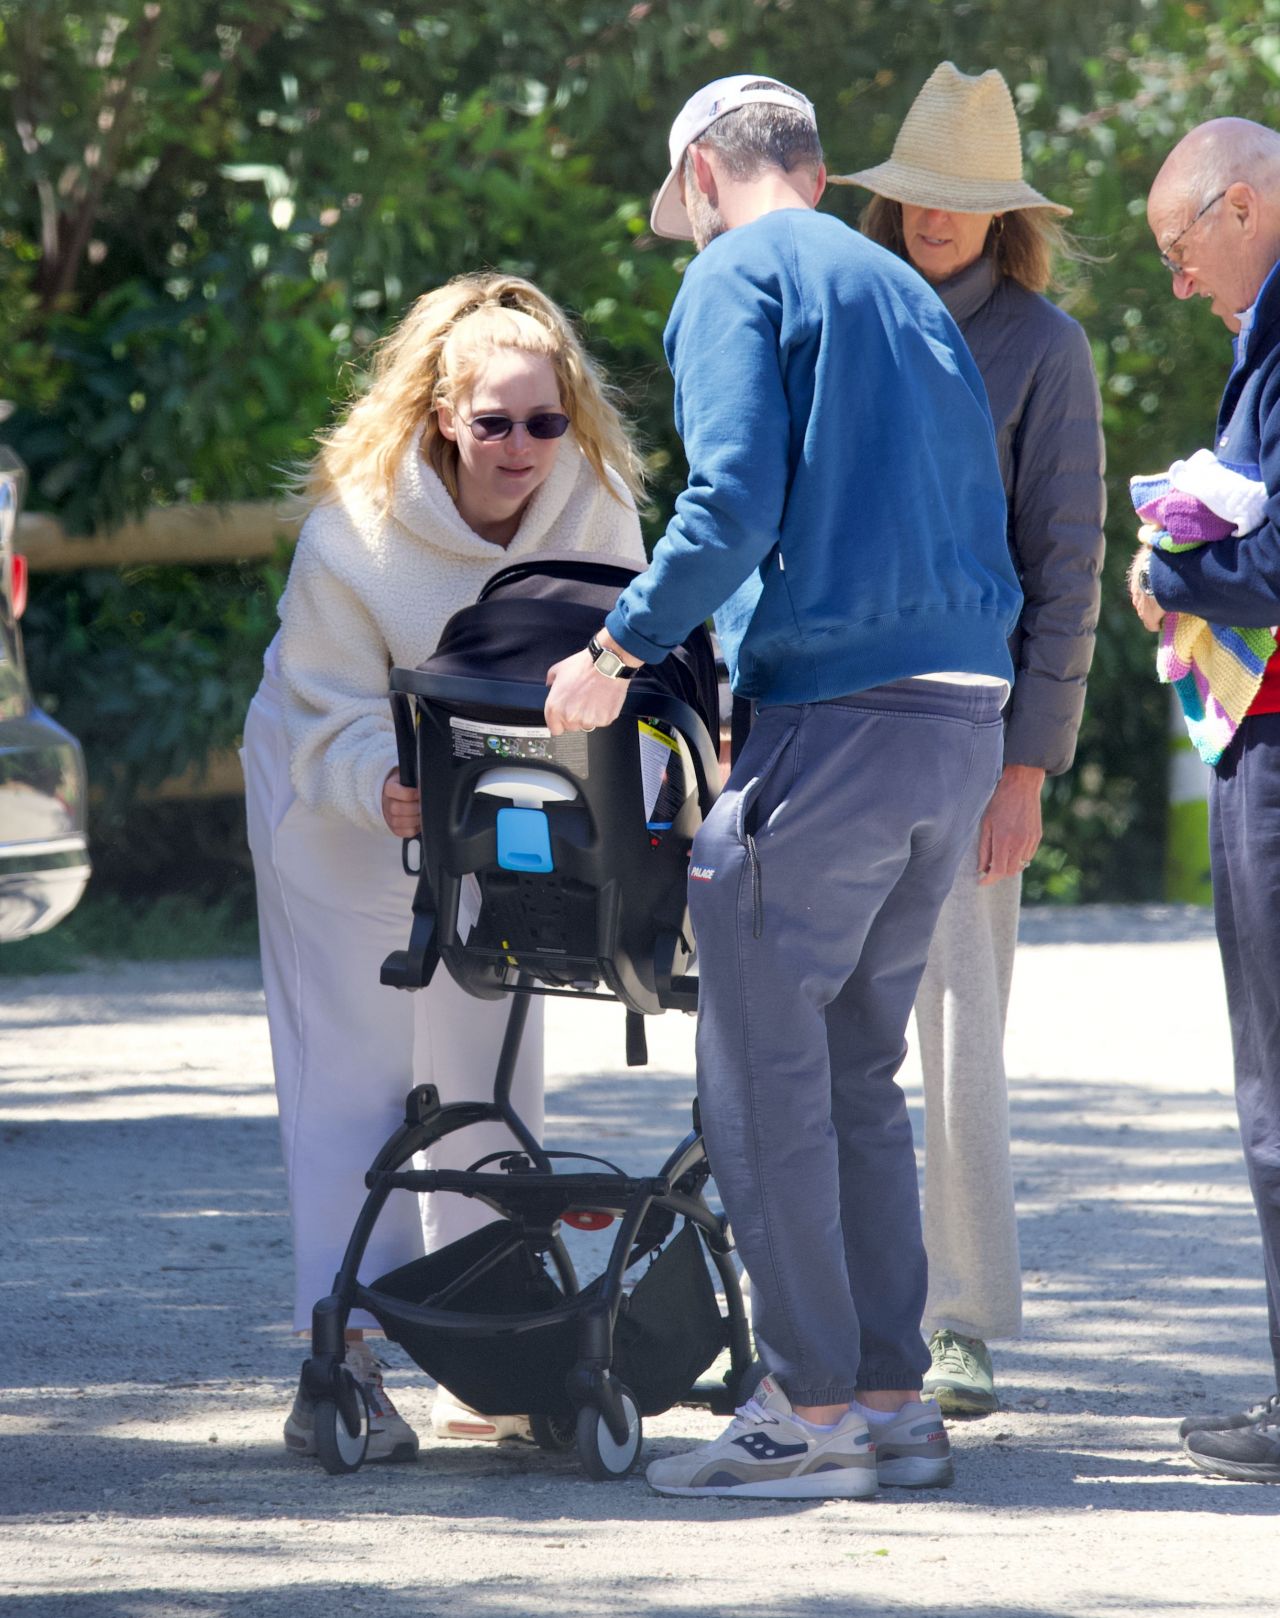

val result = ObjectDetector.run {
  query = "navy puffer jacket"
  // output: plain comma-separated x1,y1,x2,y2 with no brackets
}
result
1150,256,1280,636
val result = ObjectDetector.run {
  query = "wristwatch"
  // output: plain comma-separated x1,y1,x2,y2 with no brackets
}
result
1137,562,1154,597
588,634,638,680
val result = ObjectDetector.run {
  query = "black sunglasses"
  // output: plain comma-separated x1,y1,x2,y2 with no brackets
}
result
466,412,570,442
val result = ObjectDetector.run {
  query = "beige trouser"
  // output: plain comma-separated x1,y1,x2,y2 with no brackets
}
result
912,836,1022,1343
243,672,543,1331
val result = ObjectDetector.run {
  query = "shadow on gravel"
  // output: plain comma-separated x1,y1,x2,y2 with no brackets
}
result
6,1414,1280,1526
6,956,1278,1585
0,1589,1261,1618
1017,903,1219,947
0,1419,842,1523
0,959,265,1029
1044,1446,1280,1510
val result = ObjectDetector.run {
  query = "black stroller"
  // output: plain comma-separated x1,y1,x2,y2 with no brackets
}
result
299,554,754,1480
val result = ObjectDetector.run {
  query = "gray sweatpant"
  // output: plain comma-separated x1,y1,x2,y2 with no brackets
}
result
688,680,1004,1404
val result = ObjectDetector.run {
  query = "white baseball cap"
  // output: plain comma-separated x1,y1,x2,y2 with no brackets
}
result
649,74,819,240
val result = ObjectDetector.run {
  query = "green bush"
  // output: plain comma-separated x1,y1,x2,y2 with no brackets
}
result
8,0,1280,914
24,558,285,820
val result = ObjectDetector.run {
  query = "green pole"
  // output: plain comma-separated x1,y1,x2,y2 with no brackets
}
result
1165,688,1212,904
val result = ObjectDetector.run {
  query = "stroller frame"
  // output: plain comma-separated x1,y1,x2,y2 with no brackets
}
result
301,669,754,1480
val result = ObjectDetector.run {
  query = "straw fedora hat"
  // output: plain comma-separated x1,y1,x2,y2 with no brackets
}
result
832,62,1071,217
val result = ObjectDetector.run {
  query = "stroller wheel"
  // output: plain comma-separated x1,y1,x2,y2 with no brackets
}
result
314,1371,370,1475
576,1386,642,1481
529,1409,577,1452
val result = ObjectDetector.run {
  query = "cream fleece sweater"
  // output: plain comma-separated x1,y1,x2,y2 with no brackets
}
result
276,433,645,834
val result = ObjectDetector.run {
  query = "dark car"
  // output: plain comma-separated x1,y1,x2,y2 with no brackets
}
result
0,448,90,941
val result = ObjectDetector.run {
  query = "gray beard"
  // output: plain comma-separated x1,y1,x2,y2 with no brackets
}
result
688,189,728,251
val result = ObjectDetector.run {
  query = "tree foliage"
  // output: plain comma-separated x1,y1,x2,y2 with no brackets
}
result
5,0,1280,901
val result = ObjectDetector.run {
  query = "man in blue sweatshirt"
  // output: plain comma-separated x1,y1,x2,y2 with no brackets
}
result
1131,117,1280,1485
545,74,1021,1499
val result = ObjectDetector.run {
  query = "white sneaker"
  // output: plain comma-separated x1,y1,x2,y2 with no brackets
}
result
869,1397,954,1488
431,1389,532,1442
283,1341,419,1463
645,1373,877,1499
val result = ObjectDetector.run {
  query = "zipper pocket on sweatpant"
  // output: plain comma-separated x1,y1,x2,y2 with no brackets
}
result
733,720,797,941
746,832,763,937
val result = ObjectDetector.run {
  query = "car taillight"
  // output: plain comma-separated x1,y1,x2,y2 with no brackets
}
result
9,553,27,619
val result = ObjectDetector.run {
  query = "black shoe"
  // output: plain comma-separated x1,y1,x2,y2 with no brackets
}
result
1177,1390,1280,1441
1184,1419,1280,1483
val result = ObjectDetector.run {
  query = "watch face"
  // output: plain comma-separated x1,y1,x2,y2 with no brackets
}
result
589,636,635,678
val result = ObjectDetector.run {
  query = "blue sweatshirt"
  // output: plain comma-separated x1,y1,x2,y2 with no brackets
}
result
605,208,1022,703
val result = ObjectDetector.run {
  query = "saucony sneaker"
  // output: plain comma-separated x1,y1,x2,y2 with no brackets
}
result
922,1328,997,1416
645,1373,878,1500
870,1397,955,1488
283,1340,419,1463
1178,1389,1280,1441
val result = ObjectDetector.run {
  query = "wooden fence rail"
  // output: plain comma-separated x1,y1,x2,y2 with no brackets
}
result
19,501,300,571
20,501,298,799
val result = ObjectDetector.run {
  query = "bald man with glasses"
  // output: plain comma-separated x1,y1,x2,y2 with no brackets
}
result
1130,117,1280,1485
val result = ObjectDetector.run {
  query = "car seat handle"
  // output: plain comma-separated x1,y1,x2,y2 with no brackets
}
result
390,691,418,789
388,689,423,875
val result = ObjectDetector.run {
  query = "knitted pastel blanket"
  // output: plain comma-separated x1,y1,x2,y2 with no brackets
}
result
1129,448,1272,765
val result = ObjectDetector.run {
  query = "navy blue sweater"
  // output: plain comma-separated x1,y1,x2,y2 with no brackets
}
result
605,208,1022,703
1151,258,1280,628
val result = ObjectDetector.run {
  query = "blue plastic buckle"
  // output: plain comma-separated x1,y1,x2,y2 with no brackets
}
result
496,806,554,873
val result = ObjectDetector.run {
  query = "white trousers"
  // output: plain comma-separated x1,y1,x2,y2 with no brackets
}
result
912,837,1022,1342
243,674,543,1331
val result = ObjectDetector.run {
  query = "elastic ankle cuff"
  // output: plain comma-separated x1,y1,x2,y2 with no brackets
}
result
785,1384,858,1407
854,1367,924,1394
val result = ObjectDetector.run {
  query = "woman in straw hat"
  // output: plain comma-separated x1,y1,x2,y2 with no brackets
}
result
834,63,1105,1415
243,272,645,1457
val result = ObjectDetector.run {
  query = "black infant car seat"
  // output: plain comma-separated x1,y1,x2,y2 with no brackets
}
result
382,551,720,1028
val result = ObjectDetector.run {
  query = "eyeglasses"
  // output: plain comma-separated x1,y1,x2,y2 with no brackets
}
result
465,412,570,442
1158,190,1226,274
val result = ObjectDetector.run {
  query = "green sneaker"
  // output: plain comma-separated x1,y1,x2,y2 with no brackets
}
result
922,1329,997,1416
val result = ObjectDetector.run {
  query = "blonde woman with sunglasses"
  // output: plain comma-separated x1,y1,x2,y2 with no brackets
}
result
242,274,645,1459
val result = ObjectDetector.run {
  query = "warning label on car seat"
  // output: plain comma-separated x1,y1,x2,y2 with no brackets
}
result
449,717,589,776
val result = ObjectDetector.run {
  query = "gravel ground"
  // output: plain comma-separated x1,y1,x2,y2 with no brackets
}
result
2,904,1278,1617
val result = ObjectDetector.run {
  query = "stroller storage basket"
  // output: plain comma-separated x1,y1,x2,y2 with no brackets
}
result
363,1221,726,1420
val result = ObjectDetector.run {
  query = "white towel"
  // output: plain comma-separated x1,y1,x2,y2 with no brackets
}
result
1168,447,1268,536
